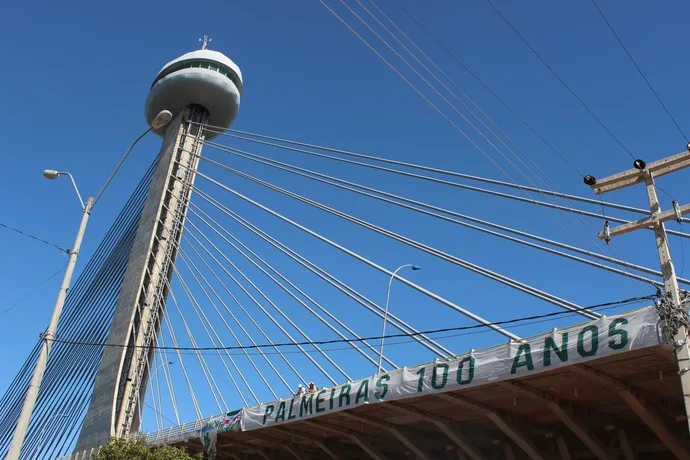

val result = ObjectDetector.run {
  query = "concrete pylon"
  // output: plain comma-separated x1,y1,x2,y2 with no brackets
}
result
75,106,208,451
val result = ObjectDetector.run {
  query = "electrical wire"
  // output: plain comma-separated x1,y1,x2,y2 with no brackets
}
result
125,298,653,358
485,0,637,160
0,223,69,254
391,2,588,180
47,295,655,352
0,264,66,317
590,0,688,142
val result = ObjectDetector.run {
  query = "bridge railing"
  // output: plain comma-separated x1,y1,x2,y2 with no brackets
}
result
144,417,206,444
54,418,208,460
55,446,102,460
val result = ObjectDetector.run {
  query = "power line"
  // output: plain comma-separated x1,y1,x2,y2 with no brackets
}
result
49,295,653,352
0,265,66,317
484,0,637,160
590,0,688,142
0,222,69,254
389,0,585,177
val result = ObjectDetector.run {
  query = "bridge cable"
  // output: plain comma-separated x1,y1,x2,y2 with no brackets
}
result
202,142,682,288
176,251,267,406
184,228,346,384
190,162,602,319
182,231,330,389
185,226,350,384
317,0,648,294
187,207,398,369
189,190,451,358
205,132,690,244
180,242,309,391
198,124,688,224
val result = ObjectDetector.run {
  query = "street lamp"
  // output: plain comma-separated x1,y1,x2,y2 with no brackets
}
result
42,170,85,209
33,413,67,458
92,110,172,207
7,110,173,460
377,264,421,374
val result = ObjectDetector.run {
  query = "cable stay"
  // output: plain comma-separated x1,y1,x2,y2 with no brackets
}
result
188,160,600,320
199,127,689,225
150,219,290,401
388,0,586,177
186,212,397,370
161,184,407,370
201,142,689,288
191,189,454,359
316,0,657,295
182,231,346,385
200,130,690,233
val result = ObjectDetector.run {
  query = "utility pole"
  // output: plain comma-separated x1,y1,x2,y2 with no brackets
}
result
7,197,93,460
584,149,690,434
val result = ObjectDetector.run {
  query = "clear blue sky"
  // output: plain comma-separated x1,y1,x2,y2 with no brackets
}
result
1,0,689,432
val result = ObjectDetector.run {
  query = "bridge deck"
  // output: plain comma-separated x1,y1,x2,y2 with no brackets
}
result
167,345,688,459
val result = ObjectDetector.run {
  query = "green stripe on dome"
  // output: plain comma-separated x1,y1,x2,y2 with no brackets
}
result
152,60,242,93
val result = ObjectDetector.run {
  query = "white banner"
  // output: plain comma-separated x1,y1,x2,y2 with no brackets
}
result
241,306,661,431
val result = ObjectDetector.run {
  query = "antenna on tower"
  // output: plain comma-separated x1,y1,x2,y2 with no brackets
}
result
199,35,212,50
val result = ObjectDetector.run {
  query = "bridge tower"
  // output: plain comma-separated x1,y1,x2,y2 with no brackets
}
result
75,45,243,451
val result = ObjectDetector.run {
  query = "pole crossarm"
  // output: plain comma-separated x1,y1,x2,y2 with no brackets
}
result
598,203,690,240
591,151,690,194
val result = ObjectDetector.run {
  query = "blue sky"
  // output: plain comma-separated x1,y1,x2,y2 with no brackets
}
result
1,0,689,434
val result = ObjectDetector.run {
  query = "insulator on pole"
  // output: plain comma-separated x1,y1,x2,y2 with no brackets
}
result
603,220,611,244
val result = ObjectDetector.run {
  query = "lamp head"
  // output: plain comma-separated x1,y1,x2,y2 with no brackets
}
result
151,110,173,130
42,169,60,180
411,265,422,271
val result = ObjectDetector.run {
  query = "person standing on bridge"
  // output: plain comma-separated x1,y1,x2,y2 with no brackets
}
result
295,384,304,396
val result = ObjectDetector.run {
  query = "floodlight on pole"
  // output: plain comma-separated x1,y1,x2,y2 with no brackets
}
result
378,264,422,374
42,170,60,180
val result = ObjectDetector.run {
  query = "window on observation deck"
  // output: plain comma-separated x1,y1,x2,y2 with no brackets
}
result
152,60,242,93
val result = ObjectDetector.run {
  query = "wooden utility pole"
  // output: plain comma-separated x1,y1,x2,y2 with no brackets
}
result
585,150,690,434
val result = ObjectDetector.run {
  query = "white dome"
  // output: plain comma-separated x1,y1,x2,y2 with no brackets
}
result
145,49,242,139
155,49,243,91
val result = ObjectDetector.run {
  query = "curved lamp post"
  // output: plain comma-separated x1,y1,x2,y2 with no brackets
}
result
377,264,421,374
